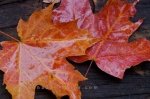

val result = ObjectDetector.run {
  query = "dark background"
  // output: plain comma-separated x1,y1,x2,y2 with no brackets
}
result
0,0,150,99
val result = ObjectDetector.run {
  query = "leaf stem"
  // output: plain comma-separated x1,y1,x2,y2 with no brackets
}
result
84,60,94,77
0,30,20,42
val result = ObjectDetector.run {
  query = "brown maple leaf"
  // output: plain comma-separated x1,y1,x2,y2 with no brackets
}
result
53,0,150,78
0,5,97,99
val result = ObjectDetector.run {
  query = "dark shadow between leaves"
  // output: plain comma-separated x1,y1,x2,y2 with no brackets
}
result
89,0,107,13
0,71,12,99
35,85,69,99
35,85,56,99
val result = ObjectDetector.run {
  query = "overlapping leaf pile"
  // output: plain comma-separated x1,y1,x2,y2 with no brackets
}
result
0,0,150,99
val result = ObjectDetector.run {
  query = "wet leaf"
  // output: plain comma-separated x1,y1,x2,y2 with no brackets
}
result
53,0,150,78
0,5,96,99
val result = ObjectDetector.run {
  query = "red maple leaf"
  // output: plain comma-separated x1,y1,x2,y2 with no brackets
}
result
53,0,150,78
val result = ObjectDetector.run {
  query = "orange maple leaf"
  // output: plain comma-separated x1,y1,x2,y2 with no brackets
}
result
0,5,96,99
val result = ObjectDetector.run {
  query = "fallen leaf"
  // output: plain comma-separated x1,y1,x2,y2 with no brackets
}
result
0,5,96,99
53,0,150,78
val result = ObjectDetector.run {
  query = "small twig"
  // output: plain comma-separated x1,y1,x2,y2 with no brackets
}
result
84,60,94,77
0,30,20,42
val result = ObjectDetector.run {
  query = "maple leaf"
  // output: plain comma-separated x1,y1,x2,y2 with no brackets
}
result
53,0,150,78
0,5,97,99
